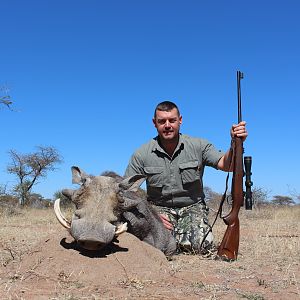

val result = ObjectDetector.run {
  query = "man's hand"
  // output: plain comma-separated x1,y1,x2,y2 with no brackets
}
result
159,214,173,231
217,121,248,172
231,121,248,142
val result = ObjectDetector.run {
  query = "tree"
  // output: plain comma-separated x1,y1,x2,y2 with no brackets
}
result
251,186,270,207
203,186,222,210
0,95,13,110
0,86,13,110
288,188,300,205
271,195,295,206
7,146,63,205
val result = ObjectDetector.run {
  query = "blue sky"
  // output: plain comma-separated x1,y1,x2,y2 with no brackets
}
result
0,1,299,201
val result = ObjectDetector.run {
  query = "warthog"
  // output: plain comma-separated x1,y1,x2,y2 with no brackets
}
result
54,166,176,256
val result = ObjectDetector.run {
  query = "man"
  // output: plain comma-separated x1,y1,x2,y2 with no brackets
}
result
125,101,248,254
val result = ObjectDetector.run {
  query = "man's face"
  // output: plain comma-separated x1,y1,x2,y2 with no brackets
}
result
153,108,182,142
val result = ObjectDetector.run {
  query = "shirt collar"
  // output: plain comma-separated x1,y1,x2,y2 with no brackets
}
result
152,133,184,155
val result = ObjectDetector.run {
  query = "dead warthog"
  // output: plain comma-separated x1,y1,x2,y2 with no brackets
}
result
54,166,176,256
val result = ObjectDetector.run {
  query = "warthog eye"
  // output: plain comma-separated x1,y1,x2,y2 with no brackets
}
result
74,210,82,219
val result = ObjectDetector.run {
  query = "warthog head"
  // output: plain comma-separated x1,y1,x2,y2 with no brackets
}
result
54,166,146,251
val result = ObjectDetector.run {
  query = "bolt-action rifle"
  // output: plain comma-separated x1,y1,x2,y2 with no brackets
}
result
217,71,253,261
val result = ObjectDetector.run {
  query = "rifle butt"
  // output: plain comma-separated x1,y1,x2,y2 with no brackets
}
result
217,219,240,261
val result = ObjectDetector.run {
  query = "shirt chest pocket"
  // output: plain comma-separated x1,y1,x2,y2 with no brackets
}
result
144,166,164,187
179,160,200,185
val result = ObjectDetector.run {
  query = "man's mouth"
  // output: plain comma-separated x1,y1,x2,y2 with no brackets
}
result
163,131,173,135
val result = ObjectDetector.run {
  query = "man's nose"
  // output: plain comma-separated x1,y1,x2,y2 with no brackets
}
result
165,120,171,127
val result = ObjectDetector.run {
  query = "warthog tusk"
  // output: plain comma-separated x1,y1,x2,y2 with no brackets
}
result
54,199,71,229
115,222,128,236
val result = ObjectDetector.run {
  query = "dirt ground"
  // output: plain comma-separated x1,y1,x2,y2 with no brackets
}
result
0,207,299,300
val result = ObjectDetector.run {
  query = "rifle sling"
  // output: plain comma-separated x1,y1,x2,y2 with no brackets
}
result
199,141,235,250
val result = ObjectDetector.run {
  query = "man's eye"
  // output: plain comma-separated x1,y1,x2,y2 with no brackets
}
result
157,118,177,125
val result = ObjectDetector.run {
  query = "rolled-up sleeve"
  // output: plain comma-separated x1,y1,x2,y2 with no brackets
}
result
202,140,224,169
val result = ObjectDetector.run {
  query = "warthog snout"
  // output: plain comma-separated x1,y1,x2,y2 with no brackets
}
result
70,218,116,250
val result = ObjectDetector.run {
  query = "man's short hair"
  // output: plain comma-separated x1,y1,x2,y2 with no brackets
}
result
154,101,180,118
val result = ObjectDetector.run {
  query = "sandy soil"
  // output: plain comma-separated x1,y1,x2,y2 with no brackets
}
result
0,230,299,300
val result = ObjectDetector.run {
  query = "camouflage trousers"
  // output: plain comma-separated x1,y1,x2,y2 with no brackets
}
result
155,201,214,254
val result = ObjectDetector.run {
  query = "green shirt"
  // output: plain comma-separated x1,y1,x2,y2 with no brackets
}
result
125,134,224,208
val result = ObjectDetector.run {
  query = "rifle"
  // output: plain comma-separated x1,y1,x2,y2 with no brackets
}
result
216,71,253,261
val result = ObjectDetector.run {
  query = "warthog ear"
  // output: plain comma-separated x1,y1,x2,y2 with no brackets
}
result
119,174,146,192
71,166,89,185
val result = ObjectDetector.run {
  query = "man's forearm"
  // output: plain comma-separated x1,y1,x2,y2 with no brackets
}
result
217,146,234,172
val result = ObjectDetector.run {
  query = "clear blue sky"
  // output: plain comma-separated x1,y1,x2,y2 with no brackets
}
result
0,1,299,201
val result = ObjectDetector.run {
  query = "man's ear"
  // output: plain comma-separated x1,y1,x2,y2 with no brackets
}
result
152,118,157,128
179,115,182,125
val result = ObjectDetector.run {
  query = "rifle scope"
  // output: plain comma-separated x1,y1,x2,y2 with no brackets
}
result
244,156,253,210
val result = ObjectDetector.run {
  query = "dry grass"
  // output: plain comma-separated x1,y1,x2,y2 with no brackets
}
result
0,207,59,267
0,205,299,299
211,205,300,298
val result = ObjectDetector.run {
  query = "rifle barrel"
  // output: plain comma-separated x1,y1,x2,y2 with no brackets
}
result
237,71,243,123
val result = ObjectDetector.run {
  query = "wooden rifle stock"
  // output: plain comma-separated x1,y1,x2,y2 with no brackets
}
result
217,71,244,261
217,137,244,260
